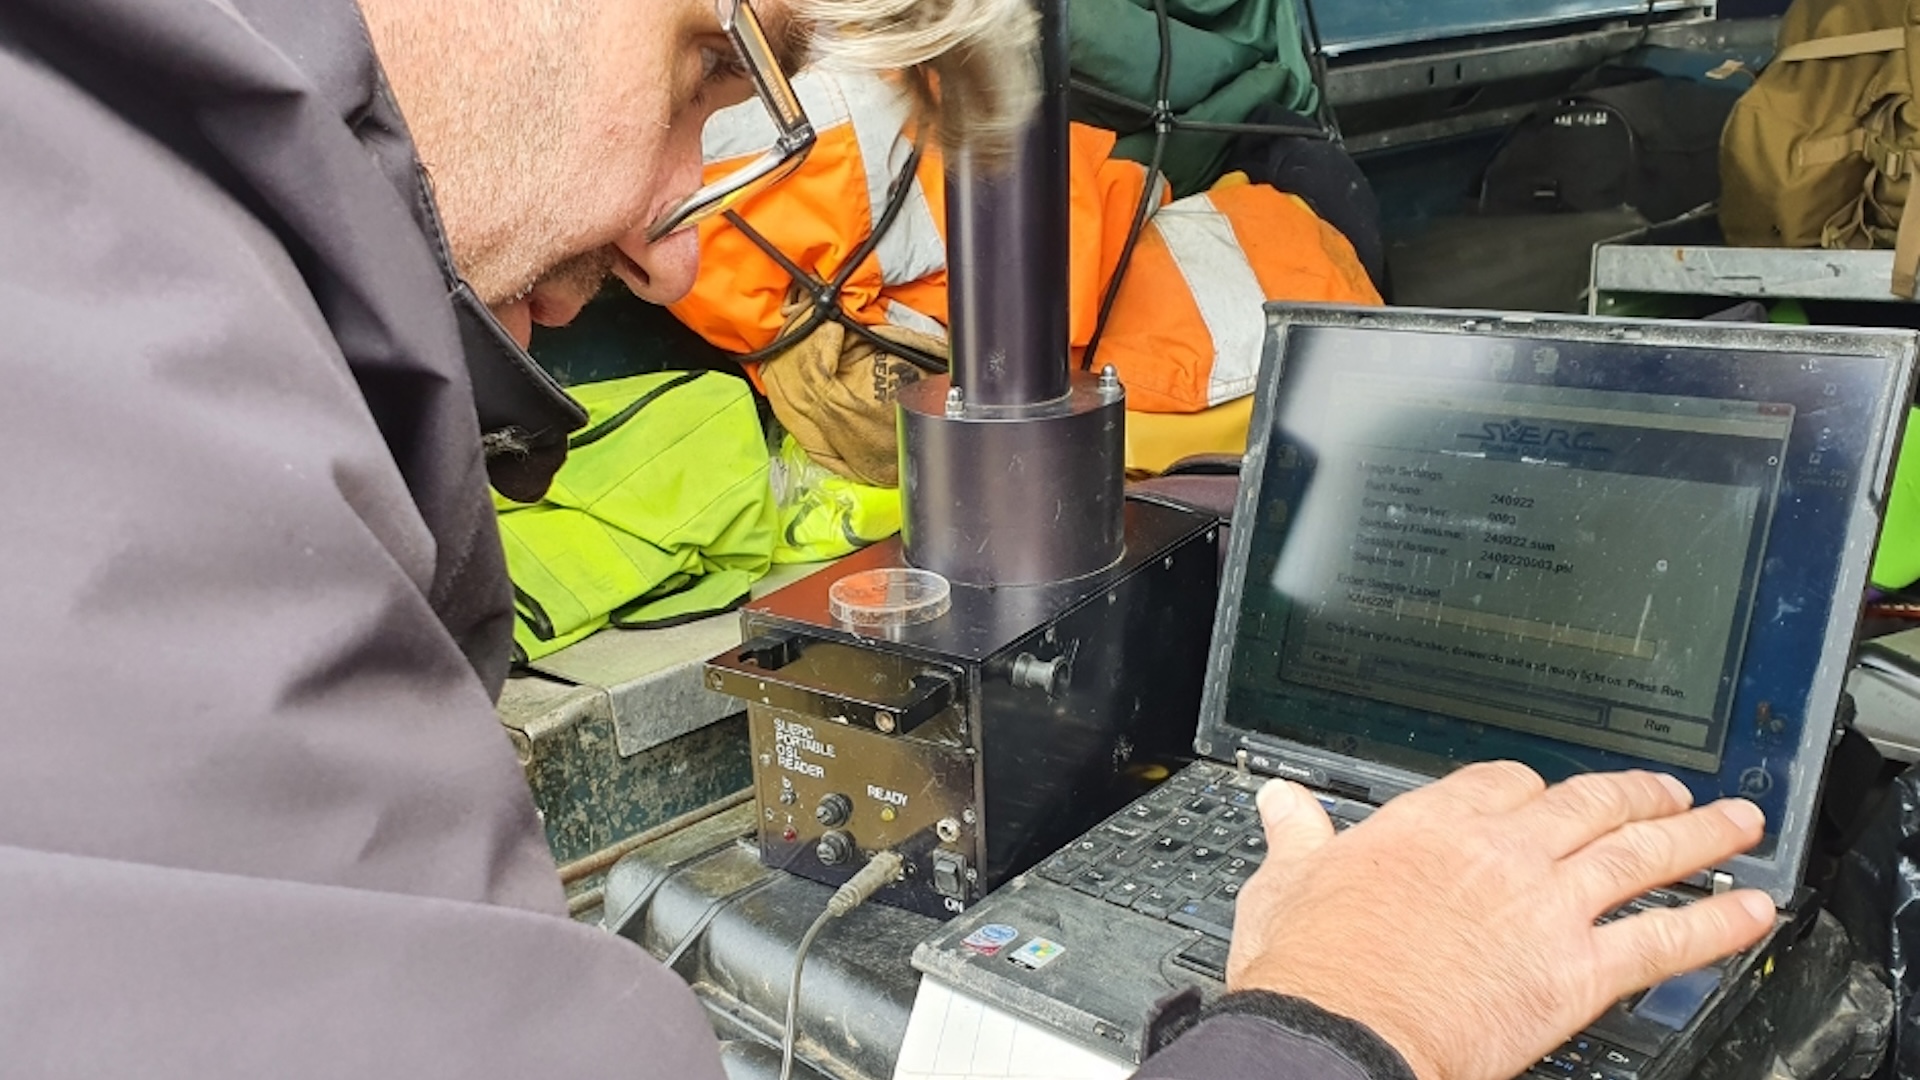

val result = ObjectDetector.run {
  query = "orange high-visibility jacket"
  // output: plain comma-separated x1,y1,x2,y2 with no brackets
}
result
668,72,1379,415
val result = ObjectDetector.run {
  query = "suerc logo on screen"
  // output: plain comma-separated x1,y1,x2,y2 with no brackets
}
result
1460,419,1612,455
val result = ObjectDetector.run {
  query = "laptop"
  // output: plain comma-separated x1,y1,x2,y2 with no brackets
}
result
914,305,1916,1079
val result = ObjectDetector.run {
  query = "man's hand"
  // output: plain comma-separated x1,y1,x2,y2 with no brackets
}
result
1226,763,1773,1080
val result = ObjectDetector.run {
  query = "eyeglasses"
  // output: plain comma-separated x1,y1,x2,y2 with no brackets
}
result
645,0,816,243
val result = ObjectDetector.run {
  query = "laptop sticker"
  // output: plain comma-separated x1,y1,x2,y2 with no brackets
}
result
1009,938,1066,970
963,923,1019,957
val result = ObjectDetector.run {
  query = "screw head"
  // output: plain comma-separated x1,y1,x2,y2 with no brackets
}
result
706,671,724,690
961,807,977,825
875,711,897,733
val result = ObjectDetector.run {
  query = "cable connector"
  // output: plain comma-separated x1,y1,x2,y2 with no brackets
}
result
827,850,904,917
783,850,905,1080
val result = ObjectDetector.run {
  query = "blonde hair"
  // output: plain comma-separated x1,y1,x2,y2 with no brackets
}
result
794,0,1039,165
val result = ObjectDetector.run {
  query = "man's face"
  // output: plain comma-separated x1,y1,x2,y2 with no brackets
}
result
365,0,799,346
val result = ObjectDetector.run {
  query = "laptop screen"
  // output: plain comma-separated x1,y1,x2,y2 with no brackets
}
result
1219,319,1900,855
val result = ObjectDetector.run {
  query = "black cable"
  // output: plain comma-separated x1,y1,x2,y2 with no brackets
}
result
1292,0,1342,140
1069,80,1331,141
1632,0,1659,54
1169,118,1331,138
725,142,950,374
1075,0,1346,373
725,215,836,363
780,913,835,1080
1081,0,1175,372
1079,134,1164,372
785,143,954,373
778,852,904,1080
839,316,950,373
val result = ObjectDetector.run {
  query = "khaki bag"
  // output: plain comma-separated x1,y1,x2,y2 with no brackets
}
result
1720,0,1920,297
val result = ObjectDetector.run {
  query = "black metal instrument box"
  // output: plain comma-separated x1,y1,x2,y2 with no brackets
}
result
706,499,1219,918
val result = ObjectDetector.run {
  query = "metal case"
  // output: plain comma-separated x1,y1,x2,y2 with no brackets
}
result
1590,214,1920,315
707,500,1220,918
1320,12,1752,155
1311,0,1712,57
497,678,751,919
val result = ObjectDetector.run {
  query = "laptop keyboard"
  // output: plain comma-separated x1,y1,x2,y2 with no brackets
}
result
1026,761,1693,1080
1030,763,1332,947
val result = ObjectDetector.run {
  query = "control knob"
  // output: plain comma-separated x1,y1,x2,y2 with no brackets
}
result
816,830,856,866
815,792,853,827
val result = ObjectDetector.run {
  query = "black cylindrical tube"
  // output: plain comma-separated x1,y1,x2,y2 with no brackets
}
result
897,376,1125,586
945,0,1071,407
900,0,1125,587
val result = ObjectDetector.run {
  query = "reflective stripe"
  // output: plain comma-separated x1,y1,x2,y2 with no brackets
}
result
1153,194,1266,405
701,74,854,162
870,142,946,287
837,76,908,232
883,300,948,339
836,78,946,286
704,73,944,288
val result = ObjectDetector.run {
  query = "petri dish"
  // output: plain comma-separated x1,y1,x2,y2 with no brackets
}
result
828,568,951,633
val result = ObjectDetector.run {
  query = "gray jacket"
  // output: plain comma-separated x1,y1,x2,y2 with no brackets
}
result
0,2,1406,1078
0,0,717,1074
